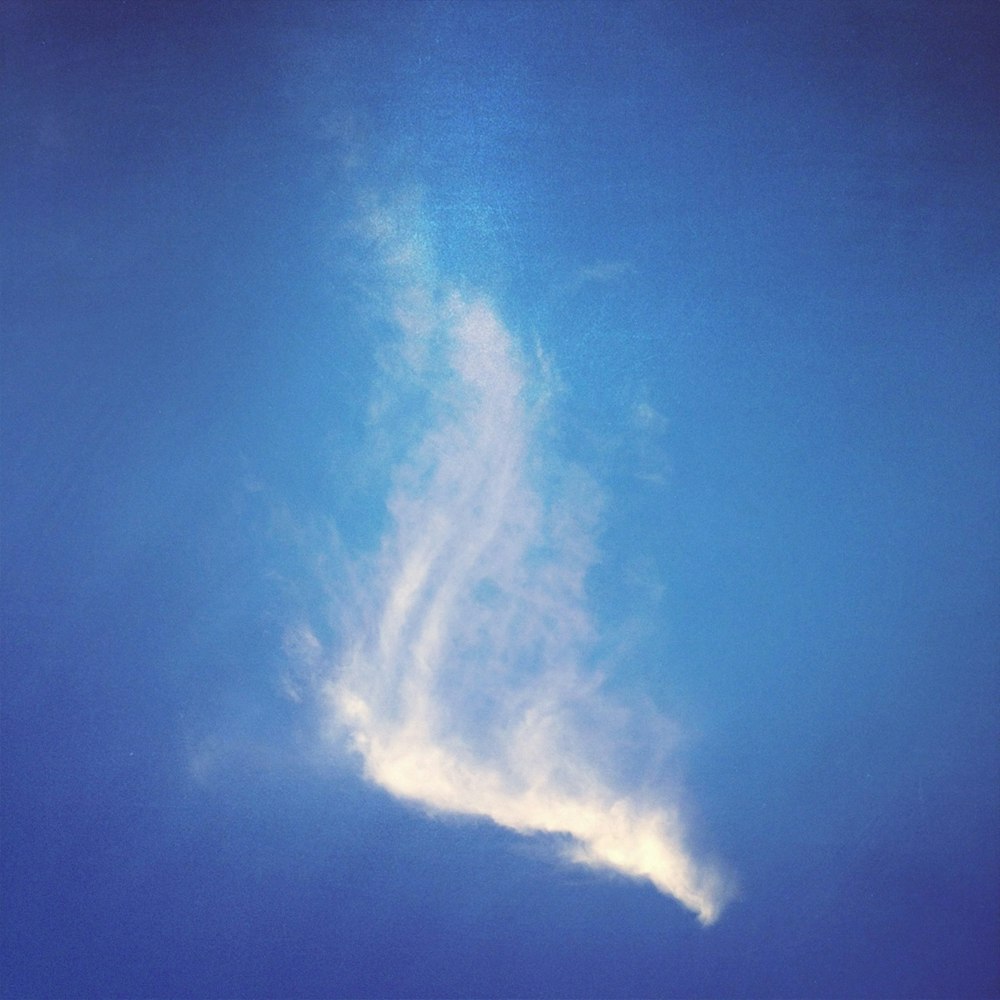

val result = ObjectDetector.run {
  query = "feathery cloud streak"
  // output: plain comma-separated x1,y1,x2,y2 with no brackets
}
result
322,198,728,924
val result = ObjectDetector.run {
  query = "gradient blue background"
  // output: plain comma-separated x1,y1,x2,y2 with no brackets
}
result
3,2,998,997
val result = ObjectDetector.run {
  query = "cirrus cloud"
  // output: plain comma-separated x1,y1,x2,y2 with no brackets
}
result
304,195,730,925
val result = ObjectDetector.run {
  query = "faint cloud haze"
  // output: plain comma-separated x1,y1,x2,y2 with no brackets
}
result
304,195,729,925
566,259,635,294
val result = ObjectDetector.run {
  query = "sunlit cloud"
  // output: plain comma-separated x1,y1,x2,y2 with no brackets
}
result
309,195,730,925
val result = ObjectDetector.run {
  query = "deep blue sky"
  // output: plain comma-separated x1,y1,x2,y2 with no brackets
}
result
3,2,998,998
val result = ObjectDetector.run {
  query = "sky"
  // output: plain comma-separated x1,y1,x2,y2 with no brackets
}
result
2,1,999,998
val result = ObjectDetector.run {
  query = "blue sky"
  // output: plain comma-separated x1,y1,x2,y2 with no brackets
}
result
3,2,998,997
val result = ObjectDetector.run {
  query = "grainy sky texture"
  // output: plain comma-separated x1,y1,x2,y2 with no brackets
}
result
3,2,999,998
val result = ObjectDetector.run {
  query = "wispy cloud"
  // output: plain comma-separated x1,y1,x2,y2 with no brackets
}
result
309,196,729,925
559,259,635,297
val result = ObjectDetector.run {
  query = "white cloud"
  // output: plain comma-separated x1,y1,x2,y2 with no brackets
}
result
309,196,730,925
